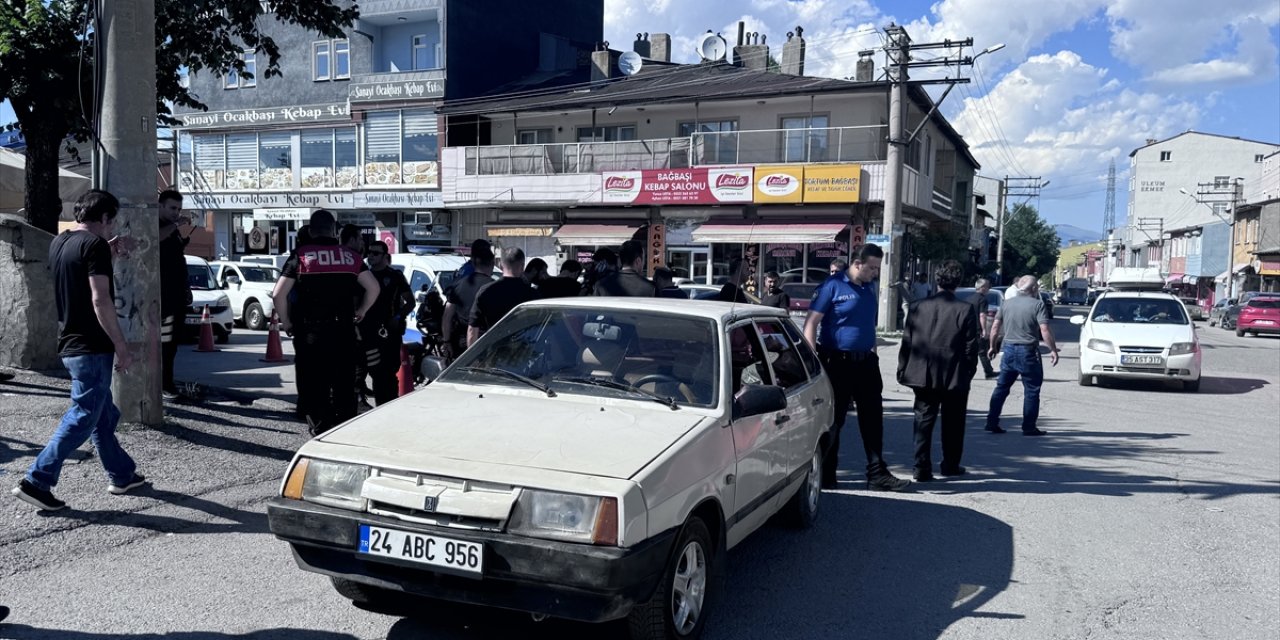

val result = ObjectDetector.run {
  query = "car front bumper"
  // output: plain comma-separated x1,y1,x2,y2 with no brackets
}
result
266,498,676,623
1079,349,1201,381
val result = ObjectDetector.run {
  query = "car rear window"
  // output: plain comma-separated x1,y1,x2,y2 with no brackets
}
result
1247,298,1280,309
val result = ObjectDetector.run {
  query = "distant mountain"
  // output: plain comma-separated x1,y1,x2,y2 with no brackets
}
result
1054,224,1105,247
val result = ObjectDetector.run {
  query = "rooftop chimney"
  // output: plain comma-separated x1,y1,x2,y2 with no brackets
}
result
1145,138,1158,145
591,43,611,83
650,33,671,62
633,33,651,58
734,30,769,71
855,49,875,82
781,26,805,76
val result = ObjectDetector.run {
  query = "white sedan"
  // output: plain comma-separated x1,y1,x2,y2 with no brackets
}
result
1072,291,1202,391
267,298,834,639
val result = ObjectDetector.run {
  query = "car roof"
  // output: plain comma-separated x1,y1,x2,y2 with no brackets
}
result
209,261,278,268
183,255,210,266
390,253,466,268
518,296,789,323
1098,291,1180,301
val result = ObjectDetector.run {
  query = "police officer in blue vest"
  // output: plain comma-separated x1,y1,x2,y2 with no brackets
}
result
273,210,379,435
803,243,911,492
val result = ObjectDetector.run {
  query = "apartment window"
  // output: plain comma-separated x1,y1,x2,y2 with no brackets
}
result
514,127,550,144
334,40,350,79
1213,176,1230,188
781,115,829,163
224,51,256,89
363,109,440,186
680,120,739,164
313,41,331,81
1256,154,1265,162
576,125,637,142
1159,151,1172,162
413,35,433,70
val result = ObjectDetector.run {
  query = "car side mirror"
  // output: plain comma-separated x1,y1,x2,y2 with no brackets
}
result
732,384,788,421
225,275,241,288
1069,315,1086,326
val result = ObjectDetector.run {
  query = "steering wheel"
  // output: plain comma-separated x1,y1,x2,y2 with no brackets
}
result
633,373,682,389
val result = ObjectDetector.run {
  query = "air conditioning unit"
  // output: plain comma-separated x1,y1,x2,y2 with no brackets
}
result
413,212,433,225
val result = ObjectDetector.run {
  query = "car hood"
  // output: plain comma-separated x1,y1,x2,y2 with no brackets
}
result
1088,322,1194,345
316,384,710,480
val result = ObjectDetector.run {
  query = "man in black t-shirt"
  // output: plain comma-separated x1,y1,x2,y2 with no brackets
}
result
472,247,536,343
13,190,146,512
760,271,790,309
441,246,494,362
536,259,583,299
360,241,414,405
157,189,191,401
716,258,752,304
593,240,656,297
273,210,380,435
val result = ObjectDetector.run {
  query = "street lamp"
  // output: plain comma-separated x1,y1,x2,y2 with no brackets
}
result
976,43,1006,59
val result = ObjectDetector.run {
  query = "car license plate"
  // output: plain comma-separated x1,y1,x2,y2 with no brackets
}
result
1121,354,1164,366
357,524,483,575
184,317,202,325
1256,320,1275,325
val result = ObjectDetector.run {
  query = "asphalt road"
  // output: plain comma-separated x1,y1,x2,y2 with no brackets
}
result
1,309,1276,640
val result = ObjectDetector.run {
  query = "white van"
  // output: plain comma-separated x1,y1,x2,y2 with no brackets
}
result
184,255,234,343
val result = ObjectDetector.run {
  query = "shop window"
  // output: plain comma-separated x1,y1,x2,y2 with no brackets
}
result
680,120,739,164
364,111,401,185
576,126,637,142
402,109,439,186
363,110,438,187
301,130,335,188
781,115,829,163
225,133,258,189
192,134,224,189
335,129,358,187
258,132,292,190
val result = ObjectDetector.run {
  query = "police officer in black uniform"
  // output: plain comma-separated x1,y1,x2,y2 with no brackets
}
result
272,210,379,435
361,241,414,405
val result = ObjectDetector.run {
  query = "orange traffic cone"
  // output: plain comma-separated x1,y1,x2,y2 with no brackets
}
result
195,304,219,352
261,311,289,363
397,343,414,397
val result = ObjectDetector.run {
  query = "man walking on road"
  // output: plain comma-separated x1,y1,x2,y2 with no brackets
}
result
12,190,146,511
897,260,979,481
272,210,379,436
158,189,191,402
966,278,998,379
985,275,1059,436
360,241,414,405
803,243,911,492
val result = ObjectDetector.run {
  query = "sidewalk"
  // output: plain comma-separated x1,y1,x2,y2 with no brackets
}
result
173,329,297,404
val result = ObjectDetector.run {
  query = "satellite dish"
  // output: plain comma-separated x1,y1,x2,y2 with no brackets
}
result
698,33,727,61
618,51,643,76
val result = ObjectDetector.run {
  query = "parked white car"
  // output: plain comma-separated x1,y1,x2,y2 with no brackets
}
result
210,261,279,331
1072,291,1202,391
267,298,834,638
184,255,233,343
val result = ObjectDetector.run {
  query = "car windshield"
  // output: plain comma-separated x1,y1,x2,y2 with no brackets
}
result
440,306,720,408
238,266,279,283
1090,298,1189,324
1247,298,1280,309
186,264,216,290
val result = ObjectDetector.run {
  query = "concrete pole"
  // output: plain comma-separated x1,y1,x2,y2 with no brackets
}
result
994,178,1007,284
877,27,908,331
1226,178,1241,301
102,0,162,425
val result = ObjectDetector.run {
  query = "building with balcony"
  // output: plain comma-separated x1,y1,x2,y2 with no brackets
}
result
171,0,602,259
436,35,979,289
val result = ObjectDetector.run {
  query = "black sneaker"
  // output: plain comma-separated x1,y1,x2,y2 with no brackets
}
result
985,425,1007,434
107,473,148,495
12,479,67,511
867,473,912,492
912,469,935,482
939,465,968,477
162,389,180,402
1023,428,1048,436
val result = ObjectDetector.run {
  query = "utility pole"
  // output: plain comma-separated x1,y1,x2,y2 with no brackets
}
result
993,178,1006,283
101,0,162,425
994,177,1045,283
1187,178,1245,301
876,24,990,329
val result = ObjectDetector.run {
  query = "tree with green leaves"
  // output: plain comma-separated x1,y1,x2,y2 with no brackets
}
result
1000,202,1060,279
0,0,357,233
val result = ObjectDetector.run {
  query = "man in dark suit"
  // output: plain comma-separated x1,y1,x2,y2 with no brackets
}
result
897,260,979,481
965,278,998,379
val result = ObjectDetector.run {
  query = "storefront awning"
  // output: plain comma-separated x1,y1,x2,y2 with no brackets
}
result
691,223,848,244
486,225,557,238
1165,273,1184,285
1215,263,1253,283
553,224,641,246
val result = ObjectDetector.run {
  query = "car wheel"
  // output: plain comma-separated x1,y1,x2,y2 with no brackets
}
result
628,518,715,640
1183,378,1201,392
329,577,410,612
1078,371,1091,386
784,445,822,529
244,302,266,331
1236,327,1245,337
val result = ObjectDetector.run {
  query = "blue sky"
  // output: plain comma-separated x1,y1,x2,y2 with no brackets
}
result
604,0,1280,230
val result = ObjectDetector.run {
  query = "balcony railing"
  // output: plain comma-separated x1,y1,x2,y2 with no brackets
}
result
460,125,888,176
932,188,954,215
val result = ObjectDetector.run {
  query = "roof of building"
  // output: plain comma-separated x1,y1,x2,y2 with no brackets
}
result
439,60,979,169
1128,130,1280,157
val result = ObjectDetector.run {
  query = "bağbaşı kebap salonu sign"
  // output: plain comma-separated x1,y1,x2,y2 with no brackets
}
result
174,104,352,129
601,168,754,205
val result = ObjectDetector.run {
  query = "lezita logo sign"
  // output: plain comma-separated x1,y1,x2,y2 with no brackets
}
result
709,169,753,202
604,176,635,191
602,171,643,202
757,172,799,196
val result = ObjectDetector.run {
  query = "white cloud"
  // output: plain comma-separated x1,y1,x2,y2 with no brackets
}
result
904,0,1106,71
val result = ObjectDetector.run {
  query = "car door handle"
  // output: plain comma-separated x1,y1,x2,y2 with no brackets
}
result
775,414,791,426
811,398,825,406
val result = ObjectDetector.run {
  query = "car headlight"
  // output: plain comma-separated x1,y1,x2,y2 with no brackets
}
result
1086,339,1115,353
508,489,618,546
1169,342,1197,355
216,295,231,308
282,458,369,510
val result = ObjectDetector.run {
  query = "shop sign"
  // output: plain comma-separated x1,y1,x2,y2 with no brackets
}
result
248,227,268,250
174,103,351,130
190,192,353,210
754,166,804,203
353,191,443,208
403,224,450,240
349,78,444,103
601,168,754,205
253,208,312,221
1261,259,1280,275
803,164,861,202
337,212,377,226
648,224,666,276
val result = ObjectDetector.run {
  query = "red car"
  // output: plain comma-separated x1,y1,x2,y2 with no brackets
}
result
1235,296,1280,337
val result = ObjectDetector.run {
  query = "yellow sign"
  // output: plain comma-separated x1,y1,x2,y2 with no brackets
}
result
753,165,805,203
803,164,861,203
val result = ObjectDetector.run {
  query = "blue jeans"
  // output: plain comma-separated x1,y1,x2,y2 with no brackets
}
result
986,343,1044,432
26,354,136,491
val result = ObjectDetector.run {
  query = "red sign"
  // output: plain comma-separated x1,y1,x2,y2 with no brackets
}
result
601,168,754,205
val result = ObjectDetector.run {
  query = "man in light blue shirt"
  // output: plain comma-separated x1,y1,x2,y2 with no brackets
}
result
803,244,911,492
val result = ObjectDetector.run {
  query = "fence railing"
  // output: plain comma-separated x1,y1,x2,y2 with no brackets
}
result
464,138,691,175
